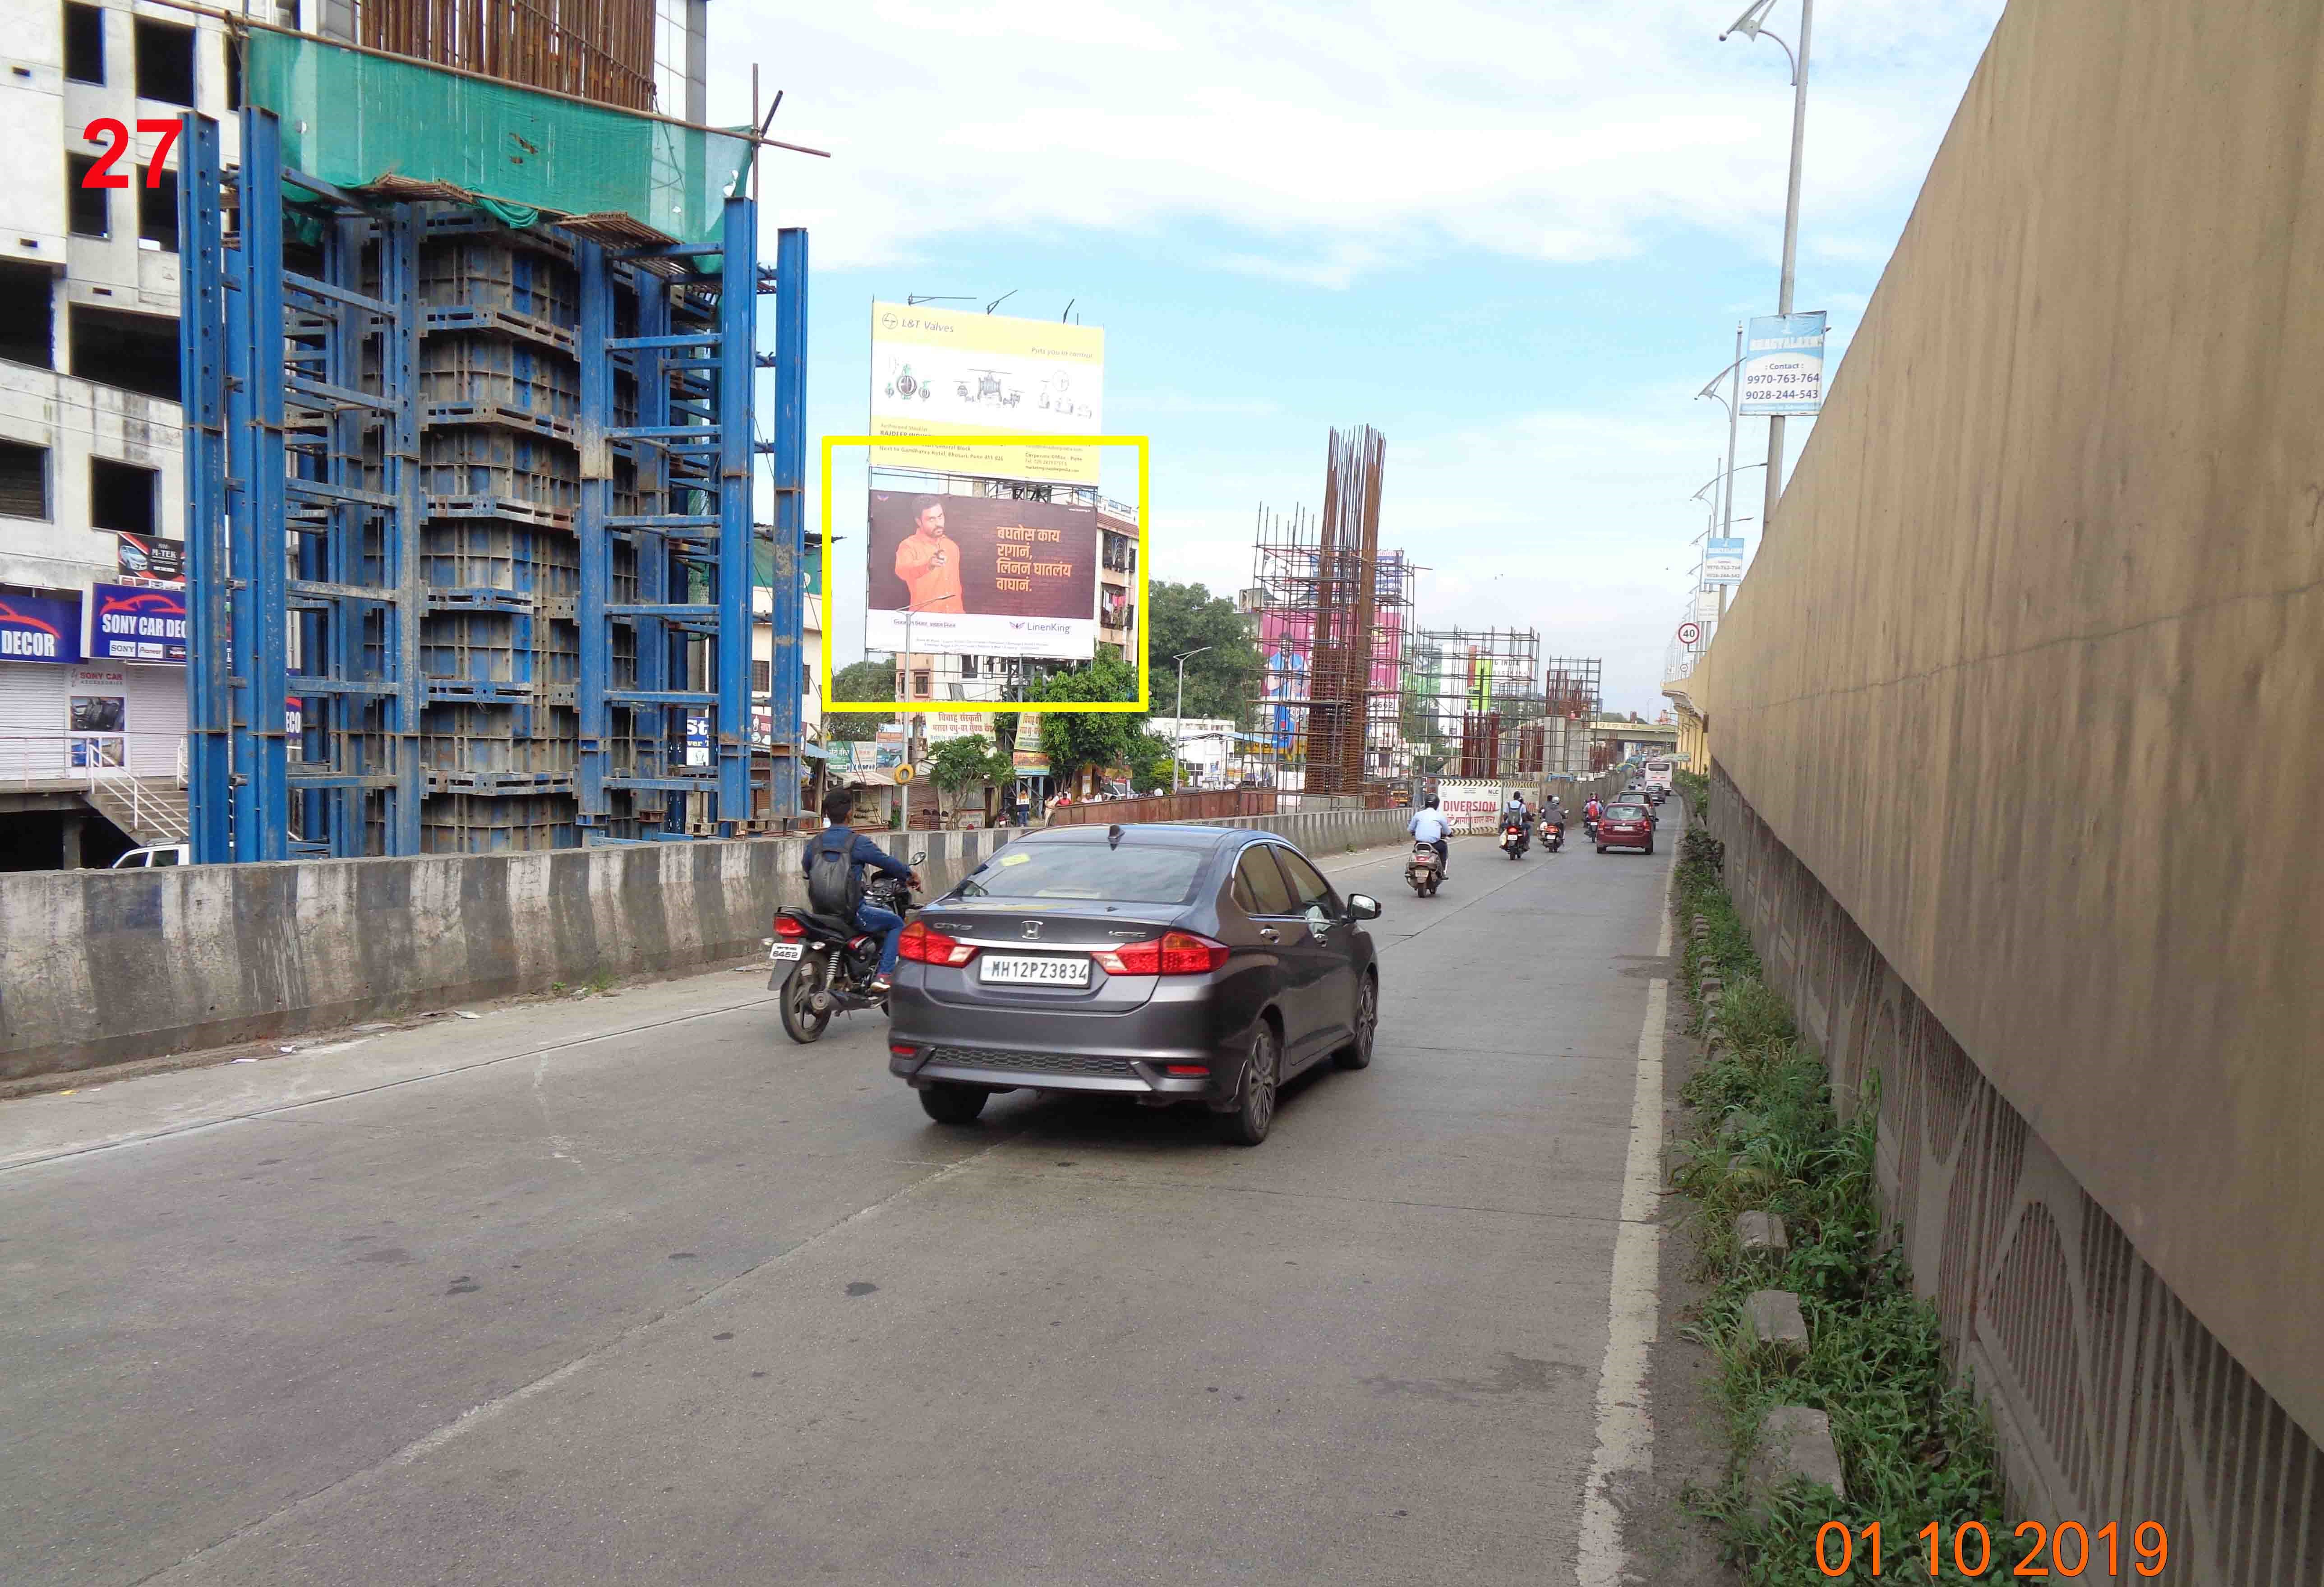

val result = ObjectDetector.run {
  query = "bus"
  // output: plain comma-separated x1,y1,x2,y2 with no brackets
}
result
1643,758,1674,794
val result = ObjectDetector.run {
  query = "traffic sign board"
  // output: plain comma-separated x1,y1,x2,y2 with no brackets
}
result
1677,621,1702,646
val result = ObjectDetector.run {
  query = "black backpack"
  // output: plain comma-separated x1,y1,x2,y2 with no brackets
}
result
805,828,865,921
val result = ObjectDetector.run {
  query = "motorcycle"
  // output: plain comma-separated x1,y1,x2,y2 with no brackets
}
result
1404,840,1444,897
1541,818,1565,853
768,853,926,1044
1501,819,1530,860
1583,812,1602,843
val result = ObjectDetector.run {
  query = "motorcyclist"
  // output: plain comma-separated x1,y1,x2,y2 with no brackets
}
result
1408,796,1451,876
1502,792,1530,852
1541,795,1565,843
1583,794,1604,830
802,788,921,994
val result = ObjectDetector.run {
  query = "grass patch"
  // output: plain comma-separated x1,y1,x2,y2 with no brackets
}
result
1670,826,2014,1582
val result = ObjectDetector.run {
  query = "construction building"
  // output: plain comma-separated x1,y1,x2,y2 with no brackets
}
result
1236,426,1408,795
0,0,811,866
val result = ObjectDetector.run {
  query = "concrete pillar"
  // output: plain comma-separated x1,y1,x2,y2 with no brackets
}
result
60,810,83,870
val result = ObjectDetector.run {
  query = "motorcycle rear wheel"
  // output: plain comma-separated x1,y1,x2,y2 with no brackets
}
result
778,956,833,1044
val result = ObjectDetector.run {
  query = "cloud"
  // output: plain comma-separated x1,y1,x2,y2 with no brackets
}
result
726,0,2005,282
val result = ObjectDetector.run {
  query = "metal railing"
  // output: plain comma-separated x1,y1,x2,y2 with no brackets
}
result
0,734,193,844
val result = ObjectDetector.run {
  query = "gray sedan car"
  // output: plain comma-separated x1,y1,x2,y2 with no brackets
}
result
885,825,1383,1145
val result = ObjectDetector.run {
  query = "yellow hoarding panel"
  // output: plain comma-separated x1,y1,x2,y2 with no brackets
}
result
870,302,1105,485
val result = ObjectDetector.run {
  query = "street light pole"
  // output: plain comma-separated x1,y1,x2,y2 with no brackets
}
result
1724,0,1813,542
1171,646,1212,792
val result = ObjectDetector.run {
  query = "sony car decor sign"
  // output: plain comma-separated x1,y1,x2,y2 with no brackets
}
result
0,592,83,664
89,581,188,663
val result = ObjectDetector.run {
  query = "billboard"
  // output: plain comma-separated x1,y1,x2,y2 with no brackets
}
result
1740,312,1827,415
1701,536,1746,586
870,301,1104,485
866,492,1098,659
0,592,83,664
88,581,188,663
115,533,185,582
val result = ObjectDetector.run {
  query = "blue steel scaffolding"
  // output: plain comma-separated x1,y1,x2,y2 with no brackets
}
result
178,109,805,861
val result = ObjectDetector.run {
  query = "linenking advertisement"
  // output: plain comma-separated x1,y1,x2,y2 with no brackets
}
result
869,302,1104,484
865,492,1098,660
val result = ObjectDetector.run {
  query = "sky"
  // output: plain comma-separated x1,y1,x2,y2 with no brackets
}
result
710,0,2007,715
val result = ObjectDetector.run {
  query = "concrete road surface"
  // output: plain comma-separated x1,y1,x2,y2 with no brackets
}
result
0,821,1678,1586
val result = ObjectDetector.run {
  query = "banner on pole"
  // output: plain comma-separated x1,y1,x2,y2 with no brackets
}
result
1740,312,1826,416
1701,536,1746,586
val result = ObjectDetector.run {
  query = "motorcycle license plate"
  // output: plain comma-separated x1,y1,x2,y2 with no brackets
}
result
978,954,1091,987
768,942,804,962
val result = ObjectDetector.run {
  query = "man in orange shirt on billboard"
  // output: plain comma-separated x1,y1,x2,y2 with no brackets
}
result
894,499,966,614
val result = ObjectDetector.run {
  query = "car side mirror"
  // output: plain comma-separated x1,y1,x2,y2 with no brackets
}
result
1345,893,1383,921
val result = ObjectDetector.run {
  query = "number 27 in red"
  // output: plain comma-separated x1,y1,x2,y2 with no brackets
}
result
81,119,181,187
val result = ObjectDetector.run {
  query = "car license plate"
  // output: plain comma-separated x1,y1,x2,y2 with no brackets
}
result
978,953,1090,987
768,942,803,962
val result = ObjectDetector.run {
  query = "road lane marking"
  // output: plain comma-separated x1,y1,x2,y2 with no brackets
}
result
131,1125,1029,1587
1576,849,1678,1585
1577,973,1668,1587
0,995,781,1175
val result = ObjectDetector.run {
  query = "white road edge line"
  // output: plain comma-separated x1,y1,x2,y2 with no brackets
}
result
1575,846,1677,1587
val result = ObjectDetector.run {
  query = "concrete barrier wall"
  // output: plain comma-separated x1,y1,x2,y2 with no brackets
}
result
1693,0,2323,1444
0,829,1013,1080
1705,770,2323,1581
0,807,1429,1080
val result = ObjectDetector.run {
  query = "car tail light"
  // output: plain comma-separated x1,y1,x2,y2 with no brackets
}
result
774,914,806,939
1093,930,1230,976
896,919,977,967
890,1042,917,1058
1162,1064,1210,1076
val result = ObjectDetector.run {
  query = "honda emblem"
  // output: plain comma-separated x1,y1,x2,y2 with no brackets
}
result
1022,920,1042,939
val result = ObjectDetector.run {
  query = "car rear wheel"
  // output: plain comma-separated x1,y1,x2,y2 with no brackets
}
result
918,1082,988,1125
1645,840,1655,855
1335,973,1377,1070
1220,1023,1280,1146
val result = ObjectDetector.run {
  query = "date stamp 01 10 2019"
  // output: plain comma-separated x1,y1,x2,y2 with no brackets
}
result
1808,1519,2170,1578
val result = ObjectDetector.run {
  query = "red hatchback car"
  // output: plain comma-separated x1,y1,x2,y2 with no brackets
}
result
1596,800,1655,854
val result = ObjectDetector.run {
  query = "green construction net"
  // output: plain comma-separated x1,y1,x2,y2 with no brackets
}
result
243,31,753,245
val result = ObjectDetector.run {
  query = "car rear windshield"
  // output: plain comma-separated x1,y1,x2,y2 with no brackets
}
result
959,842,1209,904
1607,804,1650,820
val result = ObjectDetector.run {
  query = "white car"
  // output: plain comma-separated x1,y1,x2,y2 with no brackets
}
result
111,844,191,868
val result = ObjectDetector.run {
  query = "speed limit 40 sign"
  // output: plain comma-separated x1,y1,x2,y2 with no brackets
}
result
1677,621,1702,646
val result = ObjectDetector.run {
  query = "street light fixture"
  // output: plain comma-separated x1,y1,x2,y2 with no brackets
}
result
1170,646,1212,792
1697,321,1746,556
1722,0,1814,543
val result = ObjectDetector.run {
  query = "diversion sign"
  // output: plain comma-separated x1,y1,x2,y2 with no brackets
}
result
89,581,188,663
865,492,1098,660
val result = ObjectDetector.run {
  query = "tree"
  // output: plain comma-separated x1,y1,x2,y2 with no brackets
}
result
1125,731,1179,793
827,657,895,742
1032,653,1146,784
929,733,1006,815
1147,581,1263,724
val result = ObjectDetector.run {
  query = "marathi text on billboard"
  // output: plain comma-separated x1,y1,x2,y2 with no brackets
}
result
868,301,1105,485
1740,311,1827,416
866,492,1098,660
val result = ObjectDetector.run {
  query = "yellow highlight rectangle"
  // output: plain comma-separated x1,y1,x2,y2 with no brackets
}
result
819,435,1149,715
